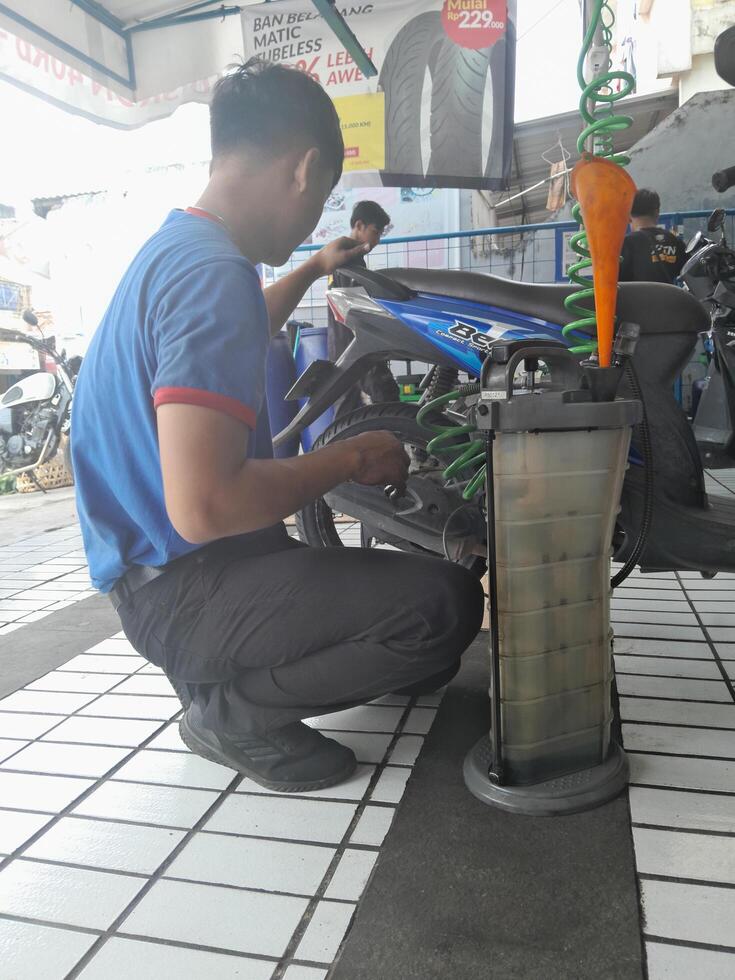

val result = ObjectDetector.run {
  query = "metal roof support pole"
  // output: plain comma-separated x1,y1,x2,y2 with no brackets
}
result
309,0,377,78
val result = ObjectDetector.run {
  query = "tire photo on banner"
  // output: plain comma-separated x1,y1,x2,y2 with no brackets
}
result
378,12,444,181
379,1,515,186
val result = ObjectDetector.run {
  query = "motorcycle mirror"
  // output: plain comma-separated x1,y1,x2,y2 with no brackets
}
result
21,309,38,327
715,24,735,86
707,209,726,233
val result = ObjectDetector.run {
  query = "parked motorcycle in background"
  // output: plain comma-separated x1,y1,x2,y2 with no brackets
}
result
681,207,735,466
0,310,77,484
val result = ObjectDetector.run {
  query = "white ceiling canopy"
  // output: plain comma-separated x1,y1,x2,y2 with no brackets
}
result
0,0,373,128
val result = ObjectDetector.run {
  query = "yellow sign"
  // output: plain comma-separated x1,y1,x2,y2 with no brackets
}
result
334,92,385,173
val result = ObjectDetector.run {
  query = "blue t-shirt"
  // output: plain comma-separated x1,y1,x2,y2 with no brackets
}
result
72,209,273,592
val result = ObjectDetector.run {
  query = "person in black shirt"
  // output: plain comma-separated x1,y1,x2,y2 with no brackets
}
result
620,188,687,284
328,200,400,417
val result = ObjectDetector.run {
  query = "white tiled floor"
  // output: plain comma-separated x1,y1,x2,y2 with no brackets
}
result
0,526,93,636
613,476,735,980
3,488,735,976
0,628,434,977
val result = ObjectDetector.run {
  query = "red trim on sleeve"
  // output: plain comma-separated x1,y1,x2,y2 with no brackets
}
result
154,387,257,428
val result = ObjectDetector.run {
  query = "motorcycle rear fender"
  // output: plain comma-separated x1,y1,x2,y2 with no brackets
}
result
272,307,458,448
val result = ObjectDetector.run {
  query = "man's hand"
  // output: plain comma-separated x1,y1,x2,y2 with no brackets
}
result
312,237,370,277
264,236,371,336
344,431,410,487
158,403,409,544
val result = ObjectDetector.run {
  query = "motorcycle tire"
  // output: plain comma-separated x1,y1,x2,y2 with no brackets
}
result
295,402,486,579
379,11,444,178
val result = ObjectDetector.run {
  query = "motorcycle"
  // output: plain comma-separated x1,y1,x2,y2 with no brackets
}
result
0,310,77,483
276,24,735,578
681,208,735,467
272,260,735,576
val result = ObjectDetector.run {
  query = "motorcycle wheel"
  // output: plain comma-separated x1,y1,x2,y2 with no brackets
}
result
295,402,486,578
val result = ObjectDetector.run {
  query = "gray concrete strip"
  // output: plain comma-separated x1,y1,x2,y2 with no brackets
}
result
331,641,644,980
0,594,119,698
0,488,78,545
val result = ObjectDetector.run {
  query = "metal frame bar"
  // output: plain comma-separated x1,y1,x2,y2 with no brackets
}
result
69,0,125,34
310,0,377,78
2,0,379,98
294,208,735,252
0,1,133,89
126,5,242,33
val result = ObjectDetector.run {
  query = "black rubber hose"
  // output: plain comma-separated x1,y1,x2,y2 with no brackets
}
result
611,359,654,589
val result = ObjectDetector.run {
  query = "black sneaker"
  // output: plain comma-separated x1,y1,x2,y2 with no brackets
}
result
179,703,357,793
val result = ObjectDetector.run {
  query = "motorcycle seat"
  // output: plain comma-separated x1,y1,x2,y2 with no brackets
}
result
380,268,708,336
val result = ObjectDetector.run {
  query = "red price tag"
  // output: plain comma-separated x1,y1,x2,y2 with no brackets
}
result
441,0,508,49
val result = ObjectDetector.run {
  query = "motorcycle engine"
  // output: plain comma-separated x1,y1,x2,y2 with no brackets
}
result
3,405,57,463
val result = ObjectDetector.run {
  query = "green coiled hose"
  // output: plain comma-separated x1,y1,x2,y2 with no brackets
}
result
419,0,636,497
416,386,486,501
563,0,636,353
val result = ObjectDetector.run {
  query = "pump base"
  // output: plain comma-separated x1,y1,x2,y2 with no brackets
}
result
463,734,628,816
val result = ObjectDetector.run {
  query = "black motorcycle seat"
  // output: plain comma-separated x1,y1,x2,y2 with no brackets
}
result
380,268,708,336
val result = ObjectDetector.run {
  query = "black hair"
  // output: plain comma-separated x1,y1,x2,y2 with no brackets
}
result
631,188,661,219
210,58,344,186
350,200,391,231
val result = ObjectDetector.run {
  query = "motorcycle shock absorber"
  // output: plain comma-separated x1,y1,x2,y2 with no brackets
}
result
422,366,459,402
564,0,636,354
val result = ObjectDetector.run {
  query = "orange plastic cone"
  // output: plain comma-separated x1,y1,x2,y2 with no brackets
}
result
570,153,637,367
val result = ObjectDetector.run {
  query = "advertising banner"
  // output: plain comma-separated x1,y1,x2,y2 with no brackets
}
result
241,0,517,190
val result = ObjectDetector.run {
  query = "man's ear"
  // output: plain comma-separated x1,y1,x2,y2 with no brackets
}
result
294,147,321,194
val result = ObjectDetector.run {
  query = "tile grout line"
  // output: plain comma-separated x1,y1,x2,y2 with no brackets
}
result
0,768,412,802
0,803,391,845
270,698,420,980
632,822,735,838
615,670,729,682
9,850,363,905
630,781,735,798
62,767,249,980
621,776,649,980
0,910,288,971
616,693,735,704
644,934,735,955
625,749,735,762
638,872,735,891
675,572,735,704
0,700,180,876
0,613,433,976
0,662,163,769
618,572,735,973
617,718,735,732
61,693,426,980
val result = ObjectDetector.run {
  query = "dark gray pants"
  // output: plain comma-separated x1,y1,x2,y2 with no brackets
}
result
118,529,484,734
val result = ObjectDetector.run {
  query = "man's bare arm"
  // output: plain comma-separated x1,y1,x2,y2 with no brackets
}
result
157,403,408,544
263,237,368,335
